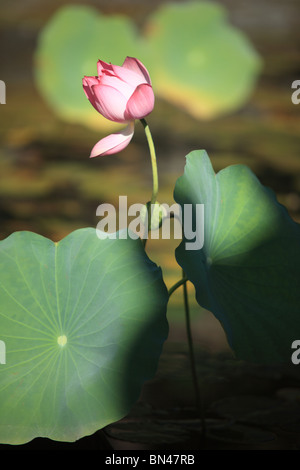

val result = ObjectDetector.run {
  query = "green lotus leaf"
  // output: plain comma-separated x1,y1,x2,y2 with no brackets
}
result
0,228,168,444
174,150,300,364
146,1,261,119
34,5,143,131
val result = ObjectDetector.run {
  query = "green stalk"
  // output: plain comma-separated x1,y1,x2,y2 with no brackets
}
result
140,118,159,247
140,118,159,206
182,269,205,437
168,277,188,297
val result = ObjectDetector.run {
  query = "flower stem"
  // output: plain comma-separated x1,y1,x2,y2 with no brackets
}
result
168,277,188,297
182,270,204,428
182,270,206,440
140,118,159,206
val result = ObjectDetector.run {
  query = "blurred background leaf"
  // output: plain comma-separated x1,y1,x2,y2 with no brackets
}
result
34,5,141,131
34,1,261,129
145,1,262,119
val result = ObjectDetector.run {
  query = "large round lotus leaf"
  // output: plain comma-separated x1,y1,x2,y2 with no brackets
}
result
34,5,143,131
145,1,261,119
0,228,168,444
174,150,300,364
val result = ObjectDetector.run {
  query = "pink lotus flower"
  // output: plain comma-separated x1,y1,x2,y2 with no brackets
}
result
83,57,154,157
